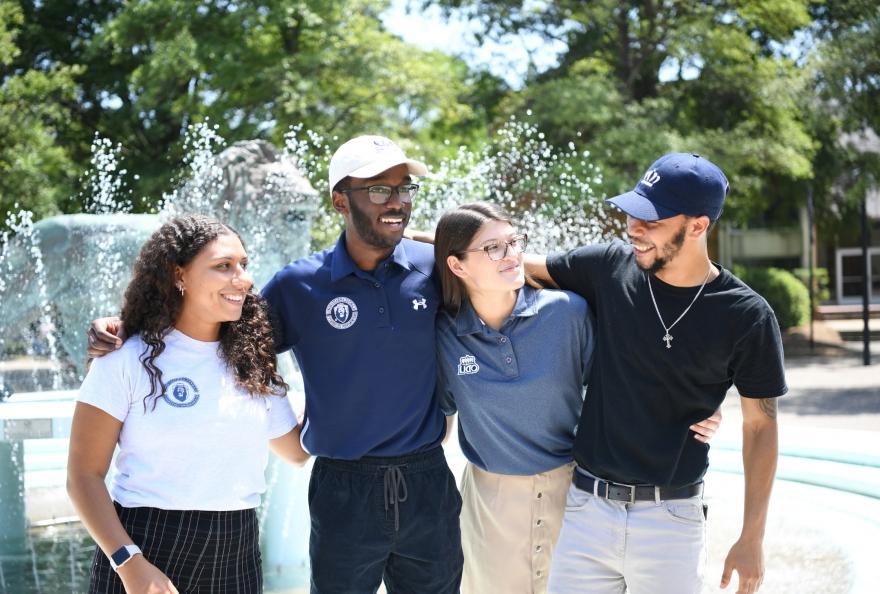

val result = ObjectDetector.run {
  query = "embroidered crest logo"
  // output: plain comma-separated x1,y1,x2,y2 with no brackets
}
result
641,169,661,187
163,377,200,408
412,297,427,310
326,296,359,329
457,354,480,376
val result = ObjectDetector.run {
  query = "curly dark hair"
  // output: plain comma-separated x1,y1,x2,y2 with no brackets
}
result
120,214,287,410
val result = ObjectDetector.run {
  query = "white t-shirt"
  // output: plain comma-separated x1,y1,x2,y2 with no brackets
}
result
77,329,297,510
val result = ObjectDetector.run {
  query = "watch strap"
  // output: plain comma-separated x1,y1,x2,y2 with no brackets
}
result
109,543,142,571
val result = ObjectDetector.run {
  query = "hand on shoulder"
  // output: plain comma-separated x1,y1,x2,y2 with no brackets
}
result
87,316,126,359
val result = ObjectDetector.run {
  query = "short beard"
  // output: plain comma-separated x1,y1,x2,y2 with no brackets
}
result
348,196,408,251
643,221,687,275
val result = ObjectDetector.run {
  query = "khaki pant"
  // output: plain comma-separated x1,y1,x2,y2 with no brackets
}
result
460,461,575,594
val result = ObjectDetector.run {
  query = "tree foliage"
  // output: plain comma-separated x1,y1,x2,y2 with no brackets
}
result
0,0,81,228
807,0,880,242
429,0,819,224
2,0,879,238
3,0,505,220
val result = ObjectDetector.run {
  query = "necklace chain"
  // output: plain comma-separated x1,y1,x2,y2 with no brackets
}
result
647,265,713,349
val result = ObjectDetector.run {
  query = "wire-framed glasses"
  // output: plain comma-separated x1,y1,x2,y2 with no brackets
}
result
459,234,528,261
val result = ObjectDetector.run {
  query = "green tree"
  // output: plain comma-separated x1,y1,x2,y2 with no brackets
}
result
9,0,504,215
0,0,81,227
429,0,818,224
807,0,880,243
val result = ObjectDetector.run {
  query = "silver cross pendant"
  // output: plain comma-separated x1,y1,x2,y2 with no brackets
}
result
662,332,673,349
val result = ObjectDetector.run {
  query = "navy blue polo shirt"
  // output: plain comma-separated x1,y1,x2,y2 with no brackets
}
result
436,287,594,475
262,233,446,459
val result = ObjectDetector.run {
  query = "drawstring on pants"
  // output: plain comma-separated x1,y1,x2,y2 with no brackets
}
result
383,465,409,531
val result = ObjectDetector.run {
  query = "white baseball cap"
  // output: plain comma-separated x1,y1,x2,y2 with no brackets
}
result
328,135,428,193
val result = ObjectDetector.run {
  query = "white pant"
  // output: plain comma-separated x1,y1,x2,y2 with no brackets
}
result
548,481,707,594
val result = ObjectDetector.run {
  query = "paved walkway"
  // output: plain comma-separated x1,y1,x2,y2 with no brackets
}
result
5,350,879,593
703,354,880,594
439,353,880,594
277,352,880,594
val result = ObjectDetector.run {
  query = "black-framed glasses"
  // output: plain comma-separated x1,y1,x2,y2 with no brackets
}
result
340,183,420,204
459,234,528,261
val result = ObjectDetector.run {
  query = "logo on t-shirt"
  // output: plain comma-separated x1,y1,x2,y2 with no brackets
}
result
412,297,427,310
325,296,358,329
163,377,200,408
457,354,480,376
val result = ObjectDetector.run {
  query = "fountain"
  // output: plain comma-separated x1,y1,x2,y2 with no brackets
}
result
0,117,616,593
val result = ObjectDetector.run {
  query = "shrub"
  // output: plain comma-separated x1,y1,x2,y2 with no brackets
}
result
732,266,810,329
792,267,831,303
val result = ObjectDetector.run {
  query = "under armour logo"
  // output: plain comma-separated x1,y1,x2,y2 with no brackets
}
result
641,169,661,187
412,298,427,310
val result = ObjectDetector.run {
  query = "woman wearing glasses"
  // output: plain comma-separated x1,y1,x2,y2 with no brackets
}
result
433,203,718,594
433,202,593,594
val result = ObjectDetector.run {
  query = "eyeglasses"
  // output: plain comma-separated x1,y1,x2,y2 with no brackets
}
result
340,183,420,204
459,234,528,261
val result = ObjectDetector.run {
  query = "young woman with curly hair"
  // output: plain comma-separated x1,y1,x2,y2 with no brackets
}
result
67,214,308,594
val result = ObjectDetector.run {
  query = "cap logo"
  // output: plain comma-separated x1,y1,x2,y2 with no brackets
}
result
372,138,394,152
641,169,661,188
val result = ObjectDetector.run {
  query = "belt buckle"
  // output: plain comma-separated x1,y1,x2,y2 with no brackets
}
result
604,481,636,504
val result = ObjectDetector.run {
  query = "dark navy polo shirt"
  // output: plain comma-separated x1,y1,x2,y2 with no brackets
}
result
262,233,446,459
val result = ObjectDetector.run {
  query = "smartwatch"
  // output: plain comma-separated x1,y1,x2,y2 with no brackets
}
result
109,544,142,571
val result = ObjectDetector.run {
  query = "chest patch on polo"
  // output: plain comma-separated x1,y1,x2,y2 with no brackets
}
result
457,354,480,376
326,296,359,329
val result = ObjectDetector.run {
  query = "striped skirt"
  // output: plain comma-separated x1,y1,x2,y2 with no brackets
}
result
89,503,262,594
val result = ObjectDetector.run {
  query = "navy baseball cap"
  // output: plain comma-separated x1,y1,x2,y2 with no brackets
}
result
607,153,729,221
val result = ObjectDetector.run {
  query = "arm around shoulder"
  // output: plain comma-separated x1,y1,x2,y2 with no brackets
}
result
524,253,557,287
87,316,127,358
404,228,435,244
270,424,310,466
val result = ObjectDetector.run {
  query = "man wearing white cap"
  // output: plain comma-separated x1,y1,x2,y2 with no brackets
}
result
88,135,463,593
260,135,462,593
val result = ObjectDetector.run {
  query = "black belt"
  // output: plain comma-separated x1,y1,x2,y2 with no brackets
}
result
573,472,703,503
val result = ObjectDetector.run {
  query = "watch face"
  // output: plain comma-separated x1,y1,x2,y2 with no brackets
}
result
111,546,132,567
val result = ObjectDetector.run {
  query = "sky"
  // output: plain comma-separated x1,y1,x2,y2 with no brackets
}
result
381,0,570,89
380,1,702,87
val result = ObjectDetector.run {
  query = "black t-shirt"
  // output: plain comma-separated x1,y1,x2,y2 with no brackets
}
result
547,240,787,488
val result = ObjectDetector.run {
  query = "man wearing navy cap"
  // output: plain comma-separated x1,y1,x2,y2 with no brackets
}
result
527,153,786,594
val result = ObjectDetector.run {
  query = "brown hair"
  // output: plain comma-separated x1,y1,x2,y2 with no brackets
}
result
121,214,287,410
434,202,516,314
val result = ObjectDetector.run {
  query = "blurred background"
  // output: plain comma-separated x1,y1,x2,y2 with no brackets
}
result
0,1,878,592
3,0,879,333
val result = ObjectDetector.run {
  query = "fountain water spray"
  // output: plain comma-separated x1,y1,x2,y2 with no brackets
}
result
0,117,620,592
